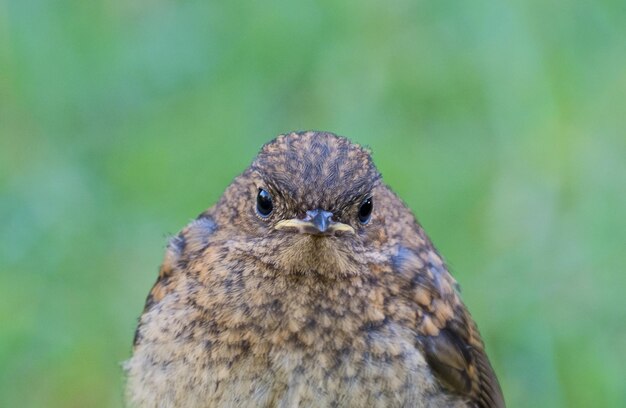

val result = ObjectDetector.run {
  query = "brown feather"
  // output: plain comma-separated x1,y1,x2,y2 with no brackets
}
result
419,297,505,408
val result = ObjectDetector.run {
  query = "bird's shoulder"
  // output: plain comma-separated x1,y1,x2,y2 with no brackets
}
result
390,243,505,408
135,213,218,328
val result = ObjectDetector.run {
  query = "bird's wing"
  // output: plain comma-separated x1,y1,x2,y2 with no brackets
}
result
419,306,505,408
133,215,217,346
393,246,505,408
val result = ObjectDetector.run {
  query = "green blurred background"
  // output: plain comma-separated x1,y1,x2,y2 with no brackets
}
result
1,0,625,407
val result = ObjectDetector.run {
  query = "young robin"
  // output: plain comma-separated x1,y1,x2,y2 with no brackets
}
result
125,131,505,407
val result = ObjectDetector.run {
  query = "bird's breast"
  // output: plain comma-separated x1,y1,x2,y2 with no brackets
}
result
126,259,468,407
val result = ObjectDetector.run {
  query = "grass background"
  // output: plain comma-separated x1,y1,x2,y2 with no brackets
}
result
1,0,625,406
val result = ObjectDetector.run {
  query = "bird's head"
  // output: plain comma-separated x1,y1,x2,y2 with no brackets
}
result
214,131,390,277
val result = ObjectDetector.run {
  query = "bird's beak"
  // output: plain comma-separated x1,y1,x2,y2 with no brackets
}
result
275,209,355,236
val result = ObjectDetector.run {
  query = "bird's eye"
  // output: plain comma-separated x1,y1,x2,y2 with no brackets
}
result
358,197,373,224
256,188,273,217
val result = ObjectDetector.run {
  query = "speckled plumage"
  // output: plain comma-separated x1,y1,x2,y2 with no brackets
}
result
125,131,505,408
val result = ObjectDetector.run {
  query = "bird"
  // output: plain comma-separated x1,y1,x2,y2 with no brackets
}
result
125,131,505,408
